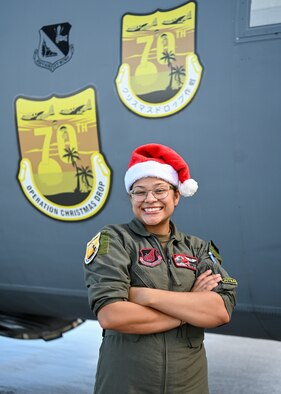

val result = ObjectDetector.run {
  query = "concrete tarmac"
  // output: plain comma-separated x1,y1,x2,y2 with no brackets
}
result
0,320,281,394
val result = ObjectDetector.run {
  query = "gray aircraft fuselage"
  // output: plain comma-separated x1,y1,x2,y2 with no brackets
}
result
0,0,280,341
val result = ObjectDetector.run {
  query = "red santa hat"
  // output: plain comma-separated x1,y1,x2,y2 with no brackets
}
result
124,143,198,197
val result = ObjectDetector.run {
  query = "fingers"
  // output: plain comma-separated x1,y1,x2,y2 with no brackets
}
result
192,269,222,292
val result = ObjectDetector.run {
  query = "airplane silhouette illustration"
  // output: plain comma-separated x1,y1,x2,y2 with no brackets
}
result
60,99,92,115
21,105,55,121
162,14,191,25
126,18,157,32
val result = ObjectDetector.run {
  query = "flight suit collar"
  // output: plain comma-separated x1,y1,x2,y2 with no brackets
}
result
128,217,182,242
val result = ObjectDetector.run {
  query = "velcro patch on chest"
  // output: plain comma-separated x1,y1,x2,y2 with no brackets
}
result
139,248,162,267
172,254,198,270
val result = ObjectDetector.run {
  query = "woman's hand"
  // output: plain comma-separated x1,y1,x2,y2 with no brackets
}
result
129,269,222,305
191,269,221,292
129,275,229,328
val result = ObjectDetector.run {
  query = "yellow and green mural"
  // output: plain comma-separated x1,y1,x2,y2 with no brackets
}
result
116,2,203,117
15,87,111,221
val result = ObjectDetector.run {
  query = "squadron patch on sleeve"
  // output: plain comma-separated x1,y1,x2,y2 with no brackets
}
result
98,231,110,255
84,232,101,265
221,277,238,286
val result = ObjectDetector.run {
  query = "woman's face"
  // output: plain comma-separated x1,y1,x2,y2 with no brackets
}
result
130,177,180,234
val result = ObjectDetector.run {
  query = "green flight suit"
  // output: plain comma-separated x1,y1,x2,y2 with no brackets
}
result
84,218,237,394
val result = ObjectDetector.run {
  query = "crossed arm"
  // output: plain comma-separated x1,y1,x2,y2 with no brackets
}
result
97,270,230,334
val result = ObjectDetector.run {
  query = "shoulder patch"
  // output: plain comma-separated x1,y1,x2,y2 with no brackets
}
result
98,230,110,255
208,240,222,265
221,277,238,286
84,232,101,265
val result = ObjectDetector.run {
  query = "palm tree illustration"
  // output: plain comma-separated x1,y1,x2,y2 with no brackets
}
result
63,147,81,193
160,50,176,90
77,166,93,192
170,65,186,87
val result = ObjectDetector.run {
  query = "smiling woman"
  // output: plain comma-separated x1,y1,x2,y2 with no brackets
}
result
129,178,180,235
83,143,237,394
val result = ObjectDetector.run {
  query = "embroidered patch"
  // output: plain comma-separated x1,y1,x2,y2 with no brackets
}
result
173,254,198,270
98,231,110,255
139,248,162,267
84,232,101,265
221,277,238,286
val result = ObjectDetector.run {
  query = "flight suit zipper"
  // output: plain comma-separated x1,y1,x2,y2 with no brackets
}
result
150,236,181,392
161,332,168,394
151,236,181,289
151,236,172,288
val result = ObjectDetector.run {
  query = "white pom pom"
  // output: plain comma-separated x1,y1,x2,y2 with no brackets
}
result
179,179,198,197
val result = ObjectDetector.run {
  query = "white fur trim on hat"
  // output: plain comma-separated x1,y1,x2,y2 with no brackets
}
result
124,143,198,197
124,161,179,192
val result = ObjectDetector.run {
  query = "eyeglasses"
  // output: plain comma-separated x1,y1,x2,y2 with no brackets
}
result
130,186,175,202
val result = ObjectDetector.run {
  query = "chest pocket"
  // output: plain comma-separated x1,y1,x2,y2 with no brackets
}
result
129,248,170,290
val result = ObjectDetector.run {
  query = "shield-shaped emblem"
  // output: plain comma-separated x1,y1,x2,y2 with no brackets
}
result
34,22,74,72
15,87,111,221
84,232,101,264
139,248,163,267
116,2,203,118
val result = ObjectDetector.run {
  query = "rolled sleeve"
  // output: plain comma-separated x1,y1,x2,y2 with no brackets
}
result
196,240,238,318
83,228,132,316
